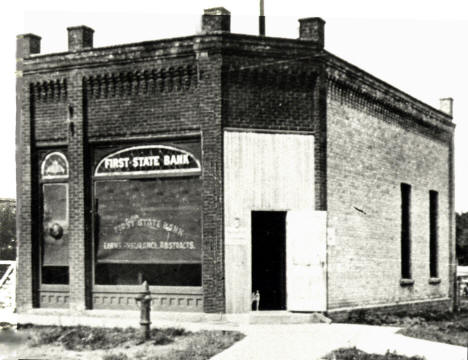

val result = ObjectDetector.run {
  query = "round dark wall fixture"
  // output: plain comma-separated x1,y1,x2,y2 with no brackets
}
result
49,223,64,240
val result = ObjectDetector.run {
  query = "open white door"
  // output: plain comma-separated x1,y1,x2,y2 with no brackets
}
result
286,210,327,312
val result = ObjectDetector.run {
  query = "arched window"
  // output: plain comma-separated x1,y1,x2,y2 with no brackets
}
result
41,152,69,180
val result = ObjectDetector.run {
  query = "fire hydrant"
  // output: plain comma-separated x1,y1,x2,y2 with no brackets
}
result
135,281,152,340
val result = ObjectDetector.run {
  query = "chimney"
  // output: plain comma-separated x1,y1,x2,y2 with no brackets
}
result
299,17,325,48
67,26,94,52
17,34,41,58
440,98,454,117
202,7,231,34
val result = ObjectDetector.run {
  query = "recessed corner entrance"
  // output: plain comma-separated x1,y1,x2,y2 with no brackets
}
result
251,211,286,310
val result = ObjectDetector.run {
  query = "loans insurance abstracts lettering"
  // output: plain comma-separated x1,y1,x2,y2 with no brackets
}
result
105,214,195,251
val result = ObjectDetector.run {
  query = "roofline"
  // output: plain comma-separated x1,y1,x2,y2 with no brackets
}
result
325,50,453,124
23,32,317,61
24,34,198,60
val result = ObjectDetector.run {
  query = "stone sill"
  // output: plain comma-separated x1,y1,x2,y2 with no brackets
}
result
428,277,441,285
400,278,415,287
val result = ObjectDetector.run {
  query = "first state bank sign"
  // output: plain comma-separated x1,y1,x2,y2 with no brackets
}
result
94,145,201,178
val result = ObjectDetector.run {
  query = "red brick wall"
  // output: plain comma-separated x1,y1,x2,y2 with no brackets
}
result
326,83,451,310
17,36,227,313
16,80,36,311
85,64,199,139
32,79,68,142
196,49,225,312
223,63,316,131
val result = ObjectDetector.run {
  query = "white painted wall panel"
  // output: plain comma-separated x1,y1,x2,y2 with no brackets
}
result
224,131,315,313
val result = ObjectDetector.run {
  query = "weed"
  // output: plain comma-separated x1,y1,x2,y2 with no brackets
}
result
102,352,129,360
324,347,425,360
145,330,245,360
152,332,173,346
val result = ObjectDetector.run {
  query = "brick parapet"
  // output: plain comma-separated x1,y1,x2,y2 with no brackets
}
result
327,78,453,144
20,33,322,75
222,55,322,130
326,54,454,139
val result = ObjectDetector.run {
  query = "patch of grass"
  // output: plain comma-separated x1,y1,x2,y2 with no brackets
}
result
24,325,189,351
343,302,468,347
27,325,136,350
346,301,468,326
145,330,245,360
398,317,468,347
16,325,244,360
323,347,425,360
346,309,461,326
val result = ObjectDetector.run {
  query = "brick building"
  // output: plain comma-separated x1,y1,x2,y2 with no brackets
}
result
16,8,455,320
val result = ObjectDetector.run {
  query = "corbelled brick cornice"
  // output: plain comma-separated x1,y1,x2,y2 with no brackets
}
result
30,78,67,103
83,65,198,99
325,52,454,137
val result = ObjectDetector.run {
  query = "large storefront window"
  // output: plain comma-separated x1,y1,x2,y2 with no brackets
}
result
93,144,202,287
41,152,69,285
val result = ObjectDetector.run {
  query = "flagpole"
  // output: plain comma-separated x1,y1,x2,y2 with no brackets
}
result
259,0,265,36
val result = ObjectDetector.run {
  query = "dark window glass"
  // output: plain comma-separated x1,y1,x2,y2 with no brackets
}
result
42,266,69,284
94,264,201,286
429,190,439,278
401,183,411,279
41,183,69,284
94,178,202,286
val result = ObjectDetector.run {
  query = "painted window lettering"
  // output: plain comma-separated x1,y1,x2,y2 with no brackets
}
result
95,145,200,177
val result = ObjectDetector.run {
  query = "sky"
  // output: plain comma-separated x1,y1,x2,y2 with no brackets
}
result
1,0,467,211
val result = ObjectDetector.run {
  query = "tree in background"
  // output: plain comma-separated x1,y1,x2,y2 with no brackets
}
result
0,200,16,260
456,212,468,265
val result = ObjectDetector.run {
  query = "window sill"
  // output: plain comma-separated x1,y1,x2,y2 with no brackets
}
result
40,284,69,291
429,277,441,285
400,278,415,287
93,285,203,294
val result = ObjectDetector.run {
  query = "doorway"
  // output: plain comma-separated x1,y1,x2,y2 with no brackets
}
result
251,211,286,310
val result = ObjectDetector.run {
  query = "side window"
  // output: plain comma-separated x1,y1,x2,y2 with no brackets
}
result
400,183,412,281
429,190,439,278
41,152,69,285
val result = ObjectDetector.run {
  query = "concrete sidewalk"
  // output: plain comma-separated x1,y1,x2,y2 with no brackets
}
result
1,312,466,359
211,323,468,360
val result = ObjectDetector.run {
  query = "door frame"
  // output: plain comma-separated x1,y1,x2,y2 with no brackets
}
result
251,210,287,311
